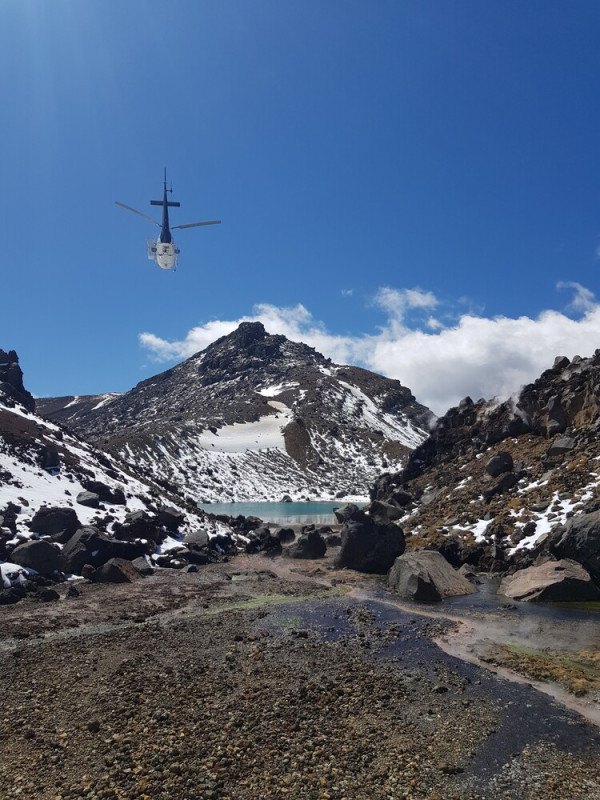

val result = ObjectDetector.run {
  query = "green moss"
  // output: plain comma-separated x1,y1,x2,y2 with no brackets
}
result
503,643,600,679
203,586,347,616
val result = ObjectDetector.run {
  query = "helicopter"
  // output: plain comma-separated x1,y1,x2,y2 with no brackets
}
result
115,170,221,270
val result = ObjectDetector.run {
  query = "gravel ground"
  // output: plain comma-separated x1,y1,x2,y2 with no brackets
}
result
1,558,600,799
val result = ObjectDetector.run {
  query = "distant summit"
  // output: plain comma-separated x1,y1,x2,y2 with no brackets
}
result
39,324,432,501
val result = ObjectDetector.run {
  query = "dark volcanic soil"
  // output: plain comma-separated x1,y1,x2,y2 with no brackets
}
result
1,557,600,800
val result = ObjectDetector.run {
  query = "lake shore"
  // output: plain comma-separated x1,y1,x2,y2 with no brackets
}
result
1,554,600,799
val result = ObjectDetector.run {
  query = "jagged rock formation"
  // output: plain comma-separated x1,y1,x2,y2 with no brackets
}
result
0,350,34,412
369,352,600,576
38,322,432,501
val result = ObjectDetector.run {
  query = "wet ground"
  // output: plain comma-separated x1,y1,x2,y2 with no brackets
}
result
1,553,600,798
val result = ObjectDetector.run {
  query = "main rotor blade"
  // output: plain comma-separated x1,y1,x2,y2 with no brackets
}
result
115,201,160,227
171,220,222,230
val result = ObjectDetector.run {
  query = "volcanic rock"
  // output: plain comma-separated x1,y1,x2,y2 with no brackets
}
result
335,511,405,574
76,491,100,509
549,511,600,583
485,451,513,478
94,558,142,584
0,349,35,411
388,551,476,601
29,507,81,540
158,506,185,531
10,539,65,576
286,529,326,559
499,558,600,602
113,511,162,543
62,527,146,574
81,480,126,505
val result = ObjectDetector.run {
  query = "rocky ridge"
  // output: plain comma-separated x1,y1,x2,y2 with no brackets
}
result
370,352,600,588
0,354,244,599
38,322,432,501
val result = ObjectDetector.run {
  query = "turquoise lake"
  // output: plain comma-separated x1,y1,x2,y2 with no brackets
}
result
197,501,347,525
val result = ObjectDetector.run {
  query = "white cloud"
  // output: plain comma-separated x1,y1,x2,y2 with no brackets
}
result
557,281,596,314
373,286,438,320
139,284,600,416
341,288,353,296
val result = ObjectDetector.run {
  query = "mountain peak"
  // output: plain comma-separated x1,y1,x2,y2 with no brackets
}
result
38,326,431,501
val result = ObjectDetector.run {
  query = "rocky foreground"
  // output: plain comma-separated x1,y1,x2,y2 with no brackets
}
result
1,555,599,800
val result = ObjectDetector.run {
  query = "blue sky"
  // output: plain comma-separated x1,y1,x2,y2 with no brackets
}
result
3,0,600,414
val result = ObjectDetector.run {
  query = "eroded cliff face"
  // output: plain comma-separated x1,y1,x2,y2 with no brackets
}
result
0,350,34,412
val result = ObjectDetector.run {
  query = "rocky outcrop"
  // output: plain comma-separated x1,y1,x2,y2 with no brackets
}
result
388,551,476,602
0,349,35,411
62,527,147,575
367,351,600,581
499,558,600,602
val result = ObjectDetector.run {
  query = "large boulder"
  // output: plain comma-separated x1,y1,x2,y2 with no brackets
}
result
388,551,476,602
82,480,126,505
10,539,65,576
94,558,142,584
335,511,405,574
184,529,209,550
29,507,81,541
62,527,146,574
158,506,185,531
369,500,404,524
76,491,100,509
499,559,600,603
276,527,295,544
113,511,162,543
547,437,576,457
485,451,513,478
549,511,600,583
483,472,518,503
333,503,363,524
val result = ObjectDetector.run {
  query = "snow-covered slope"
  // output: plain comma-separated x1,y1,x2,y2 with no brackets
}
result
0,355,244,588
39,323,433,502
0,397,155,532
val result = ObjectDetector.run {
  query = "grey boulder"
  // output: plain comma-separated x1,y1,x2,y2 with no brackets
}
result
76,491,100,509
499,559,600,603
287,529,326,559
94,558,142,584
388,551,476,602
10,539,65,576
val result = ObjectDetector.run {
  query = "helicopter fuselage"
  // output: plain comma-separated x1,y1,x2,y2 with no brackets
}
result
116,171,220,271
148,182,180,269
148,236,180,270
